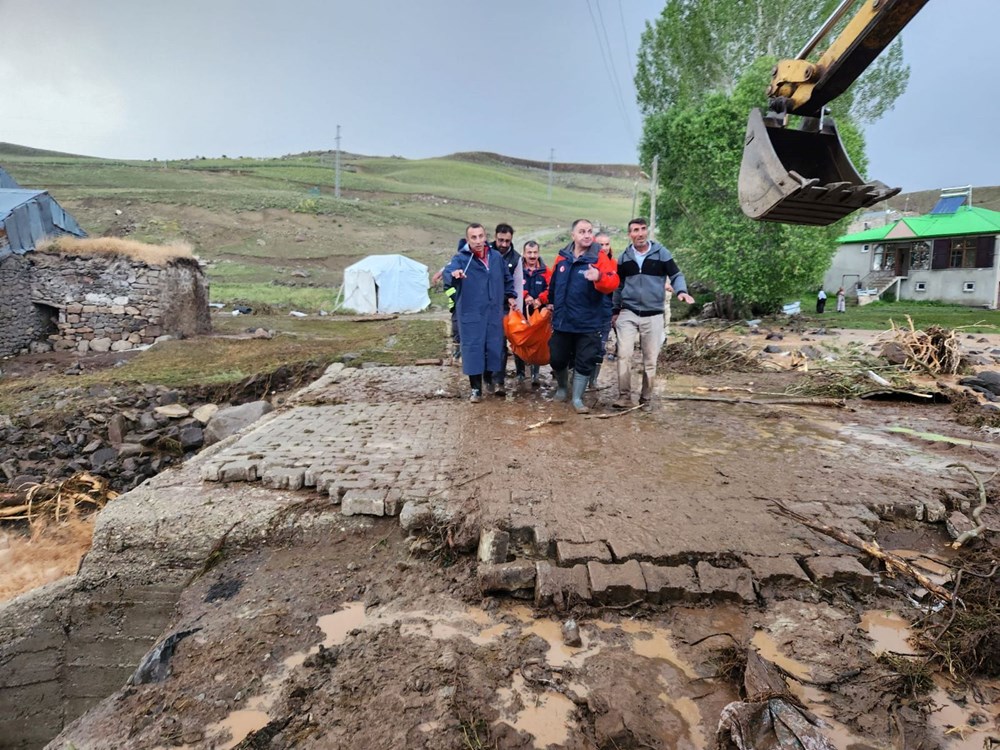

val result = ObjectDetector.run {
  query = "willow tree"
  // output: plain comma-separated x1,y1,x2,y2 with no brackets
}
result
635,0,910,315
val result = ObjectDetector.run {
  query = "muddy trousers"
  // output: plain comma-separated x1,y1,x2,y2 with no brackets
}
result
614,309,664,401
549,330,601,379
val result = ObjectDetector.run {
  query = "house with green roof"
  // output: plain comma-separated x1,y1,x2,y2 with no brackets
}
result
824,190,1000,308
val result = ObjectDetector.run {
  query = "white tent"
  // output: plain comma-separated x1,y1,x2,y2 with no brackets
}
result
341,254,430,314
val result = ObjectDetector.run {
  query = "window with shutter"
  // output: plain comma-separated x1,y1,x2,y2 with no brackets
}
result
931,239,950,270
975,235,996,268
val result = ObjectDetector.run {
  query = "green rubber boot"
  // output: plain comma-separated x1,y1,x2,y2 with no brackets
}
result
572,372,591,414
552,368,569,402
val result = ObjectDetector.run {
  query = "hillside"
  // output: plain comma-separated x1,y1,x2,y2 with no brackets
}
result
0,145,636,308
883,185,1000,215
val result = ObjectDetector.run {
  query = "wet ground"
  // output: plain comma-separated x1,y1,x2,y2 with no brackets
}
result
29,328,1000,749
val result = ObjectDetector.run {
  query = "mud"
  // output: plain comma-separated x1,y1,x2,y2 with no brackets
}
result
5,327,1000,749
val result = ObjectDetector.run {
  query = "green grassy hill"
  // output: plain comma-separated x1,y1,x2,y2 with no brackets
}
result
0,144,637,309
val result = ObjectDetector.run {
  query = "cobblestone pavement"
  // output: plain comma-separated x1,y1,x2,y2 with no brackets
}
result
198,359,995,605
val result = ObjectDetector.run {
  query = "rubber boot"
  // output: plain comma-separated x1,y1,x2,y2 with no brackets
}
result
588,363,601,390
571,373,591,414
552,369,569,402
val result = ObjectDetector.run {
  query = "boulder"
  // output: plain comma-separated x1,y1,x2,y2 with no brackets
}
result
203,401,274,445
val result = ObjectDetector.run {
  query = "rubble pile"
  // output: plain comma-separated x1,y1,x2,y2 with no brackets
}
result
0,385,231,494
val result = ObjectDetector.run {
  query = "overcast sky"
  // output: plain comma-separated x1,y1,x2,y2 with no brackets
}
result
2,0,996,192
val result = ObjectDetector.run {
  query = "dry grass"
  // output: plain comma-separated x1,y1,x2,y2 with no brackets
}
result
35,235,195,266
0,517,95,602
877,316,968,376
659,329,762,374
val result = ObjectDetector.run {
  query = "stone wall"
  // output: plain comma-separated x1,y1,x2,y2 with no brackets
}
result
25,252,211,355
0,255,54,356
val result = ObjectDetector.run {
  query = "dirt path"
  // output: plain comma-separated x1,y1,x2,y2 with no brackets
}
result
11,329,1000,749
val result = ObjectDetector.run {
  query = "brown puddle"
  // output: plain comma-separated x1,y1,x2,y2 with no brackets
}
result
859,609,918,655
495,672,575,749
203,709,270,750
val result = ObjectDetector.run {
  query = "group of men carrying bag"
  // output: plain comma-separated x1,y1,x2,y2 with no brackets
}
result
442,218,693,413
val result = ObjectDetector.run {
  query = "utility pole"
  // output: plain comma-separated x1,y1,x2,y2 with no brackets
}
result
547,148,554,199
334,125,342,199
649,155,659,241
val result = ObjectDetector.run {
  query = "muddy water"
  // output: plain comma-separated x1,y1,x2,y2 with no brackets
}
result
926,680,1000,750
859,610,918,655
495,673,575,748
751,630,875,749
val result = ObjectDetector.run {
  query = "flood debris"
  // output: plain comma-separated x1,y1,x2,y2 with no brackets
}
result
878,317,969,376
660,329,763,374
769,501,954,602
946,462,996,548
0,471,118,524
716,649,836,750
128,628,201,685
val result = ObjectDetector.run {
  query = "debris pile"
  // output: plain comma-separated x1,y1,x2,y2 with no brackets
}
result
878,317,967,375
660,330,762,374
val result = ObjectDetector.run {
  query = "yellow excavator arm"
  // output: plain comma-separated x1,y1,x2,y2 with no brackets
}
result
739,0,930,225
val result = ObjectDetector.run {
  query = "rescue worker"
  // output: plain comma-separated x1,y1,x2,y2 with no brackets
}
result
591,232,616,389
443,223,517,402
491,223,523,396
546,219,619,414
521,240,548,388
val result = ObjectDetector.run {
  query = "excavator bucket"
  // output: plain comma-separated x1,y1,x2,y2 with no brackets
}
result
738,108,900,226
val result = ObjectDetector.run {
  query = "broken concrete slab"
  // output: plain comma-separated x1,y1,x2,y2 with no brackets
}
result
534,562,591,609
341,489,386,517
478,529,510,565
742,555,810,599
803,556,875,592
261,467,306,491
556,540,612,566
946,511,976,541
587,560,646,605
695,562,756,604
399,502,433,532
478,561,536,594
640,562,699,604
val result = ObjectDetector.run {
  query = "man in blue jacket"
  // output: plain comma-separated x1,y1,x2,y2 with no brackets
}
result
444,223,517,402
612,218,694,409
547,219,619,414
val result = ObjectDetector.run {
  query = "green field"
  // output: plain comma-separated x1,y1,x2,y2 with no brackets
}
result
0,144,638,309
804,299,1000,333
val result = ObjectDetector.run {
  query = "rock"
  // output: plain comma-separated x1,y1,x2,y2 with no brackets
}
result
399,502,433,532
203,401,274,445
341,489,386,516
178,426,204,450
107,413,127,445
154,404,191,419
764,344,785,354
251,328,272,340
765,332,783,340
881,341,909,365
562,619,582,647
594,710,630,748
191,404,219,425
695,562,756,603
478,561,536,593
81,439,102,454
799,345,824,360
803,556,875,592
946,511,976,541
477,529,510,565
1,460,19,480
90,337,112,353
90,447,118,469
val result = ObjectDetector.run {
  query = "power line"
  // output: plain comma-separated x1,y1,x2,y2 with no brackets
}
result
584,0,635,144
617,0,636,81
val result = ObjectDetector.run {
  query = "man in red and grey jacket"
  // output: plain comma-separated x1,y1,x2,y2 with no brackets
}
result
611,217,693,409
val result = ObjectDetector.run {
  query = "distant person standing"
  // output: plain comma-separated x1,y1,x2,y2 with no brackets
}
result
836,286,846,313
612,218,693,410
444,224,517,402
547,219,619,414
491,223,523,395
816,288,827,314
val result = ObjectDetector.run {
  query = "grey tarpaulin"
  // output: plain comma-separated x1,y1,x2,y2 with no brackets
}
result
0,187,86,260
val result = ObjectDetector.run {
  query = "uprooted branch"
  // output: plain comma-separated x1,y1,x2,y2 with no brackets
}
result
768,500,954,602
947,462,996,548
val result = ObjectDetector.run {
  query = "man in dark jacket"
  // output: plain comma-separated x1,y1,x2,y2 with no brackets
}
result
444,224,517,402
491,223,523,395
612,218,693,409
547,219,619,413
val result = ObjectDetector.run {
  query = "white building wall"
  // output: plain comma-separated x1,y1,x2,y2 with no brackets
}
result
823,242,873,294
824,235,1000,308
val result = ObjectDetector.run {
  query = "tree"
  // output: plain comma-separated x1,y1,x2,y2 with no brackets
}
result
640,60,868,316
635,0,909,124
635,0,909,315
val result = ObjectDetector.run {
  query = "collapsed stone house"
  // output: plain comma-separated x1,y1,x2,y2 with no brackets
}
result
1,168,211,357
